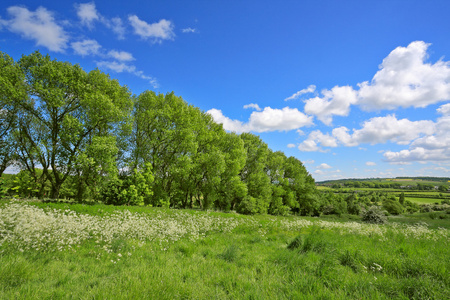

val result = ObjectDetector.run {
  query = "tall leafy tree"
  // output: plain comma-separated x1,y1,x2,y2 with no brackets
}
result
14,51,132,199
285,156,319,215
131,91,197,206
238,133,272,214
0,52,26,176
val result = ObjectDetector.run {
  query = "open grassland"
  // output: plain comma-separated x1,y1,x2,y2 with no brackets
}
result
1,200,449,299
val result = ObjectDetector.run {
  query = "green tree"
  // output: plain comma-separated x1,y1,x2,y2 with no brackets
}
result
285,156,319,216
130,91,198,207
399,192,405,205
14,51,133,199
238,133,271,214
0,52,26,176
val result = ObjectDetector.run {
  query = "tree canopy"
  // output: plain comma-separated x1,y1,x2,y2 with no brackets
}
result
0,51,319,216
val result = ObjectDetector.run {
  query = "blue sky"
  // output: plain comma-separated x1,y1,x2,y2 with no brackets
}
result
1,0,450,181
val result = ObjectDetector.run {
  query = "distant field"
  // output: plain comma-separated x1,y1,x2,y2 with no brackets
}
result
403,197,443,204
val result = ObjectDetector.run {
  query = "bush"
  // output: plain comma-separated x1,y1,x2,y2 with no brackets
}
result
236,195,259,215
362,206,388,224
420,205,433,213
383,199,403,215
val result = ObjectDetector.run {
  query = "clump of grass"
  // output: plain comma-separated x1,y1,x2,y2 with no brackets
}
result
339,250,361,273
218,244,240,262
287,227,331,254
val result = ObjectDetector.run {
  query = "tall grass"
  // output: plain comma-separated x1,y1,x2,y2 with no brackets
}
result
0,200,449,299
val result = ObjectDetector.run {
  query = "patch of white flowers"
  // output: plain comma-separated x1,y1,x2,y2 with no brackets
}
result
0,202,448,253
279,219,449,241
0,202,247,252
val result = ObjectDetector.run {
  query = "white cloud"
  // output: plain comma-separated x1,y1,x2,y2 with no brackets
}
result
287,143,296,148
107,50,135,61
182,27,196,33
75,3,125,39
304,85,358,125
106,17,126,40
298,139,321,152
384,148,449,163
437,103,450,115
299,114,436,153
96,61,158,88
383,115,450,163
206,109,248,133
284,85,316,101
243,103,261,111
97,60,136,73
339,114,435,146
300,41,450,125
2,6,68,52
366,161,376,166
128,15,174,41
75,2,99,28
71,39,101,56
248,107,313,132
207,106,313,133
317,163,332,169
358,41,450,110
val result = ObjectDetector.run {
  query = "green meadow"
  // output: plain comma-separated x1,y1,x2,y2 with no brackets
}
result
1,200,449,299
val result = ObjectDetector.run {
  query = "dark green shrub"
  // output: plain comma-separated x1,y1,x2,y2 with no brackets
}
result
362,206,387,224
383,199,403,215
236,195,259,215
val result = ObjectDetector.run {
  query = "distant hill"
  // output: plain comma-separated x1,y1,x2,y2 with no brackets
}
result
317,177,450,185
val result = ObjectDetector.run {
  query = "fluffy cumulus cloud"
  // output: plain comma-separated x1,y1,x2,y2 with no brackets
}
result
284,85,316,101
298,114,436,151
129,15,174,41
316,163,332,169
243,103,261,111
298,130,337,152
75,2,99,28
107,50,135,61
297,41,450,126
383,114,450,163
358,41,450,110
71,39,101,56
304,86,358,125
248,107,313,132
337,115,435,146
437,102,450,115
366,161,376,166
207,107,313,133
1,6,68,52
206,109,248,133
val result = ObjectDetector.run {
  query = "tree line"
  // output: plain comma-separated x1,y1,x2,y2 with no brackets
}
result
0,51,321,215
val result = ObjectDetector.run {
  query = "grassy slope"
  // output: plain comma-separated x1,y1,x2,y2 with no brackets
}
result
0,200,449,299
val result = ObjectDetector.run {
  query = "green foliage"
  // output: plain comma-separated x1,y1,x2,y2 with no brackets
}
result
362,206,388,224
100,164,154,206
236,195,259,215
1,50,319,215
383,198,404,215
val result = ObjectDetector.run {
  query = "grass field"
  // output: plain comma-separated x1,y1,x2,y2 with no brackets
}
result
1,199,449,299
